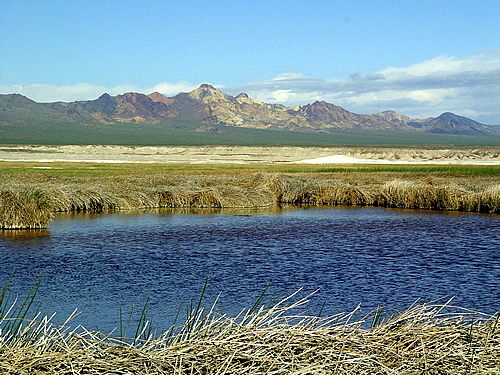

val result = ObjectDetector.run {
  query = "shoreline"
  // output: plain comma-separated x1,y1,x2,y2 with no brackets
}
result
1,166,499,229
1,145,500,228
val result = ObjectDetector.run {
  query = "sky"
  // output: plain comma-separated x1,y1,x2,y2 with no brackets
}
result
1,0,499,124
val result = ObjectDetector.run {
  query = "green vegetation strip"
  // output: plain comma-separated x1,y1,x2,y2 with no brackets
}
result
2,161,500,177
318,164,500,175
3,117,500,146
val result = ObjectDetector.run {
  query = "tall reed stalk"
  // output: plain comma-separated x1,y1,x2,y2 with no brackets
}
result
0,275,498,374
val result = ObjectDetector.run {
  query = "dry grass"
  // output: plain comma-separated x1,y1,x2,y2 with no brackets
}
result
377,180,500,213
1,167,500,228
265,174,371,206
0,292,498,374
376,180,465,211
0,190,53,229
465,185,500,213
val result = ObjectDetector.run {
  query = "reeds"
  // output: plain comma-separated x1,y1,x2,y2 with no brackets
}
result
377,179,500,213
0,285,498,374
376,180,464,210
1,171,499,229
0,190,53,229
264,174,371,206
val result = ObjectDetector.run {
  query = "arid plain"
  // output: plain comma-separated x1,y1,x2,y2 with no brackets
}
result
1,144,500,164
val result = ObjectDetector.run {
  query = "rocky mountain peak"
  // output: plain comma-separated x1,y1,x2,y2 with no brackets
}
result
199,83,216,90
148,92,174,104
188,84,226,100
423,112,495,135
298,100,357,123
375,110,412,122
437,112,460,121
120,92,144,101
235,92,265,106
98,93,112,100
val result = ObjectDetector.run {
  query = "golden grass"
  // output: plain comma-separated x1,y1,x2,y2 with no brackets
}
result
376,180,500,213
376,180,464,210
265,174,371,206
0,190,53,229
1,164,500,228
0,292,498,374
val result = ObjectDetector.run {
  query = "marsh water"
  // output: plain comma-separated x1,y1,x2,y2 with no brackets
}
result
1,206,499,333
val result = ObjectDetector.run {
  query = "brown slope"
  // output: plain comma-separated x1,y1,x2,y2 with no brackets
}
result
112,92,174,122
4,85,497,136
44,92,176,124
417,112,499,136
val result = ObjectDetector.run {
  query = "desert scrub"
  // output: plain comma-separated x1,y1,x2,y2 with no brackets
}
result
0,190,53,229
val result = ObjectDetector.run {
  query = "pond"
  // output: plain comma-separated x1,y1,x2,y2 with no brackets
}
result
1,206,499,333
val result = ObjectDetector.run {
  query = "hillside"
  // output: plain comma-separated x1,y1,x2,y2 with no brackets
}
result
1,85,499,145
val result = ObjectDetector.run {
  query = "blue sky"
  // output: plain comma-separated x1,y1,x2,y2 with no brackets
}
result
1,0,499,124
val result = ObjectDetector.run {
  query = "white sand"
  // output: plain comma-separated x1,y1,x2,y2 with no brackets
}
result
295,155,411,164
0,145,499,165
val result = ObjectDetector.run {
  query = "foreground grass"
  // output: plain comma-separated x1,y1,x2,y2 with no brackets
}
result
1,162,500,228
0,286,498,374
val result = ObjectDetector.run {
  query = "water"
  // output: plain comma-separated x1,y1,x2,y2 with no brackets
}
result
1,207,499,333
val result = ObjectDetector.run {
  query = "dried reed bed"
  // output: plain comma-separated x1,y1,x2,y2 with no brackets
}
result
1,170,500,229
377,179,500,213
264,174,371,206
465,185,500,213
0,293,498,374
376,180,465,211
0,174,276,217
0,190,53,229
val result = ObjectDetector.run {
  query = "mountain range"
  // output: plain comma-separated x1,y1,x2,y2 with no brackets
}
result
1,84,498,138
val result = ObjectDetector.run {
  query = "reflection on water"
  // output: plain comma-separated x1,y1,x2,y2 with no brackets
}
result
1,229,51,239
0,207,499,333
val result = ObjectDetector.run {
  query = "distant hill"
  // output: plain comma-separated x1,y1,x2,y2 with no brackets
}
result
1,84,499,145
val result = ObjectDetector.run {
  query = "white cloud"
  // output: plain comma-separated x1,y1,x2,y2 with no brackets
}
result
232,52,500,124
271,72,310,81
150,81,199,96
380,55,500,79
0,81,200,103
1,52,499,124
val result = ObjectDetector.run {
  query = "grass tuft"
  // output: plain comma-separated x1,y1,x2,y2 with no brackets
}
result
0,190,53,229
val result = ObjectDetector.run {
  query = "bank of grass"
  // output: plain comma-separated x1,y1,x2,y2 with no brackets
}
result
0,281,498,374
0,190,53,229
1,162,500,228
